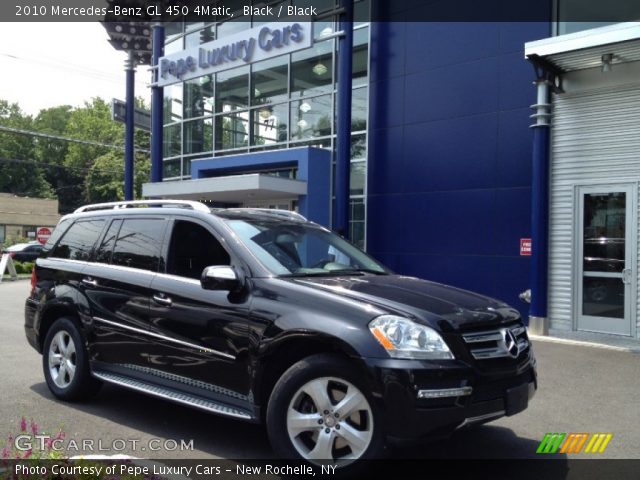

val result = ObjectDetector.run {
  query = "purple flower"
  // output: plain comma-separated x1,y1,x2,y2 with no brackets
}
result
1,447,9,459
45,438,53,449
23,449,32,459
30,419,38,435
54,430,65,441
20,417,27,433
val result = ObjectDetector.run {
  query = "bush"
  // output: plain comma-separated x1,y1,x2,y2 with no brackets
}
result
10,261,34,274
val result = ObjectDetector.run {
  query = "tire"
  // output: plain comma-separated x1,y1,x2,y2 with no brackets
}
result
266,353,384,467
42,317,101,401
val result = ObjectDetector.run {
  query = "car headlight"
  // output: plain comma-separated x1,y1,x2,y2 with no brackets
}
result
369,315,454,360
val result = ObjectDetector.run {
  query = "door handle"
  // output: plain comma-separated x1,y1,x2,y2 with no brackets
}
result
82,277,98,287
622,268,633,284
153,294,172,307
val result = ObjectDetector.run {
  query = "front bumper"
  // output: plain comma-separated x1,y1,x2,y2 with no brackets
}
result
362,352,537,440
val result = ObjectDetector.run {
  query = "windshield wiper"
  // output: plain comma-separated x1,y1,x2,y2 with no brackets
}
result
281,270,366,278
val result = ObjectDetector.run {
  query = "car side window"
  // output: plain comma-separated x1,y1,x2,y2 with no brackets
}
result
95,219,122,264
111,218,166,272
50,220,105,261
166,220,230,280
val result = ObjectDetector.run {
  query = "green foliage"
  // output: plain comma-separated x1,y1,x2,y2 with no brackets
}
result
12,261,34,274
0,96,152,213
86,151,150,203
0,100,53,198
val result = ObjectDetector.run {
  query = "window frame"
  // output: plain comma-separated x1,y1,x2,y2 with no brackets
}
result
109,216,170,273
49,218,107,261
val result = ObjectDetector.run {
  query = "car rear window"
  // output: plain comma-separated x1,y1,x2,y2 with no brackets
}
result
111,218,166,271
50,220,105,261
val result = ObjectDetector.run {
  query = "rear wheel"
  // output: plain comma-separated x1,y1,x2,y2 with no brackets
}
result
42,317,101,400
266,354,384,466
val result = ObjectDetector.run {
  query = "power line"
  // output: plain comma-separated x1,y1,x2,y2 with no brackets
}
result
0,157,122,175
0,125,150,153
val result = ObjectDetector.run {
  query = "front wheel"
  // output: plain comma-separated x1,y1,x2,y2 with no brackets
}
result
266,354,384,466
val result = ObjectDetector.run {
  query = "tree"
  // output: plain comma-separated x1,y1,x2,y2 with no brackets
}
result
0,100,52,198
86,151,150,203
33,105,75,211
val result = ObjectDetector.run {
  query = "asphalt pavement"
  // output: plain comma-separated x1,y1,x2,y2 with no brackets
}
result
1,280,639,460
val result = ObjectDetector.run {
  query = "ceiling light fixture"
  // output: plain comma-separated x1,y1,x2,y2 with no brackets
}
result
312,61,328,76
299,102,311,113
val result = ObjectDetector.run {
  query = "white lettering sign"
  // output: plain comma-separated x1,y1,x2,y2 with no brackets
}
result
158,22,313,87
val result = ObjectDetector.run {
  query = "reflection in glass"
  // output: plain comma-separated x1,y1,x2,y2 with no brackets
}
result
351,87,367,131
163,84,183,124
352,28,369,87
163,158,181,179
184,118,213,154
251,56,288,105
583,193,625,273
350,198,365,249
351,133,366,159
216,65,249,112
216,112,249,150
350,162,366,195
290,95,332,140
163,124,181,158
252,104,288,145
583,277,624,318
184,76,214,119
291,40,333,96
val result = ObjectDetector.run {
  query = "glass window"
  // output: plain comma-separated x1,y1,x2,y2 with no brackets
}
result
556,0,639,35
111,219,166,271
314,18,336,41
96,219,121,264
251,56,288,105
163,124,181,158
215,112,249,150
0,225,4,244
163,159,181,179
184,75,214,119
350,162,366,195
351,87,367,132
51,220,105,261
354,0,370,26
182,154,211,177
291,39,334,97
163,84,183,124
350,198,365,249
167,221,230,279
290,94,332,140
352,28,369,87
222,216,386,276
251,103,289,146
184,118,213,154
216,65,249,112
42,218,72,253
351,133,366,159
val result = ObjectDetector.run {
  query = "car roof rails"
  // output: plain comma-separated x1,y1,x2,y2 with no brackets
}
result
220,208,308,222
74,200,211,214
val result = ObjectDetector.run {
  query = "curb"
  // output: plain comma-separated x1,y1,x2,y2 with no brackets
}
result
529,334,640,354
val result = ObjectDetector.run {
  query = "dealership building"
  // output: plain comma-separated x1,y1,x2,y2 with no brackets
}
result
118,2,640,341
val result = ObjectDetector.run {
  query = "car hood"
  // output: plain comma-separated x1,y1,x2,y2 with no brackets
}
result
286,274,521,332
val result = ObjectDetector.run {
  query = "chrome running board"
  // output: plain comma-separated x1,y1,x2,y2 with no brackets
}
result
92,370,253,420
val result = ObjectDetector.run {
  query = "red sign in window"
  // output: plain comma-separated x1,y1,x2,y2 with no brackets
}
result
520,238,532,256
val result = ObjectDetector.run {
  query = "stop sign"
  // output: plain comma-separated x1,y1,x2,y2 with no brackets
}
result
36,227,52,245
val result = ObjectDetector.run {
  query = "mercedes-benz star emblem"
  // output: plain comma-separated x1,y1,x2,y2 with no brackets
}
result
501,329,520,358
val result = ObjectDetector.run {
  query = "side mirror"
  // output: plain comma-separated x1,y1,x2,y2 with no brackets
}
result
200,266,240,291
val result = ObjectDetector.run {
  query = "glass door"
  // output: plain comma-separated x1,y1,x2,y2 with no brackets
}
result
577,185,634,336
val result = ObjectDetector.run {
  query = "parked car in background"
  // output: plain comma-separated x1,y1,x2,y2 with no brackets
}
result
3,241,43,262
25,200,537,467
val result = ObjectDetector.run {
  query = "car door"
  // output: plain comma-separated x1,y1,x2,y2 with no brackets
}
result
146,217,251,400
84,216,169,374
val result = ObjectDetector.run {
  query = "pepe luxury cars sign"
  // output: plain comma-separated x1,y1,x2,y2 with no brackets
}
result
158,22,312,87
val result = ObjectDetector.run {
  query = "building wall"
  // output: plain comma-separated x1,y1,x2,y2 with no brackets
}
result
367,17,551,319
0,193,60,243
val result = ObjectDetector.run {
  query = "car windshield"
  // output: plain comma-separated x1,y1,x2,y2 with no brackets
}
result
223,218,389,276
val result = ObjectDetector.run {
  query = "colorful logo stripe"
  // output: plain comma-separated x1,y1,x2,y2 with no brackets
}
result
537,433,613,454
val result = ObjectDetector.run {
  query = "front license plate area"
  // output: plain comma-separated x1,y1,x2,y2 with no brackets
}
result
505,383,529,416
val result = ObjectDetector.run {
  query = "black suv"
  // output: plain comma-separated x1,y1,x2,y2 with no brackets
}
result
25,200,536,464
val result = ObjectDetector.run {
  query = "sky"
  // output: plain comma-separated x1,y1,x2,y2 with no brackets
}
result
0,23,151,116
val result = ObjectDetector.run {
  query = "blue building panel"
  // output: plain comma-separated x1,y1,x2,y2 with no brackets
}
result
368,19,551,320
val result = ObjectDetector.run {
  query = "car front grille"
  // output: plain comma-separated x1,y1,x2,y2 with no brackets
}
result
461,324,529,360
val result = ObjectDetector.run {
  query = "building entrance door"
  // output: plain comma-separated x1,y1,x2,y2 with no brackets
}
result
576,185,635,336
